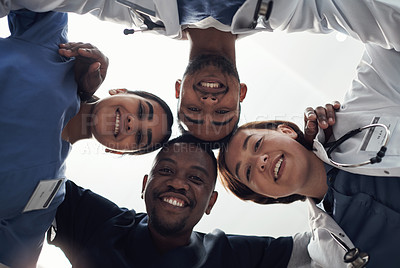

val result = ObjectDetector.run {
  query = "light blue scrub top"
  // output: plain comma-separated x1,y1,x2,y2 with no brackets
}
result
322,165,400,267
0,10,79,266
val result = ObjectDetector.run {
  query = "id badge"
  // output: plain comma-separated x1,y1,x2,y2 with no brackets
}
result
23,178,64,213
359,116,397,153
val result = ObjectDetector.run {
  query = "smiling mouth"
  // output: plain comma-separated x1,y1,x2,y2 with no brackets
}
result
162,196,187,208
274,155,284,181
114,108,121,137
196,80,227,94
199,81,222,89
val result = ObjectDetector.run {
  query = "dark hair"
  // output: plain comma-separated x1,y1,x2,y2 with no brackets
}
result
125,90,174,155
217,120,309,205
158,134,218,185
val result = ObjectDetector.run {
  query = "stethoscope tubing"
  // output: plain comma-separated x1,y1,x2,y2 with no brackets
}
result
326,123,390,168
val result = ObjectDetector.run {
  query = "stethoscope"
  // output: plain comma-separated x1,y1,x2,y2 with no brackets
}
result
324,123,390,168
330,232,369,267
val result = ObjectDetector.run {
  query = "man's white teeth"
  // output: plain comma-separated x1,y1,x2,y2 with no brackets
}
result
114,110,121,136
274,157,283,179
200,82,220,88
163,197,184,207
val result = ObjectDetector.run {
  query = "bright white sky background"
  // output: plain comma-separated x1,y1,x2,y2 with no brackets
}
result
0,12,364,267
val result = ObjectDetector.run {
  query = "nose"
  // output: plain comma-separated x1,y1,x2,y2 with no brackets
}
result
200,94,218,104
168,176,190,191
256,154,268,171
126,114,137,133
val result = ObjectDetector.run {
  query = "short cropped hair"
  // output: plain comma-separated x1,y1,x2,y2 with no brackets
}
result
160,134,218,185
217,120,309,205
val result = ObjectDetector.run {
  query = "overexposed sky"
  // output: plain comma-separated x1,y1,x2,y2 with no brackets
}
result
1,12,364,267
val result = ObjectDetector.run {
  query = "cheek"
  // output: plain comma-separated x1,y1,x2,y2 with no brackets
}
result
250,175,270,194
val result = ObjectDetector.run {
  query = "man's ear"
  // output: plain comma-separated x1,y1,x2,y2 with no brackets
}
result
205,191,218,215
109,88,128,96
277,124,298,139
141,175,148,199
175,80,182,99
239,83,247,102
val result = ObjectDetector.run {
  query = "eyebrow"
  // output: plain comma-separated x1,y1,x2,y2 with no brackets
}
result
159,158,176,165
243,134,253,150
191,165,209,177
145,101,154,120
212,116,234,126
145,129,152,147
234,134,254,182
235,161,242,181
183,113,204,125
158,158,209,177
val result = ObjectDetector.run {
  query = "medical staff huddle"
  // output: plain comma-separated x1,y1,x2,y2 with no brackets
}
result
1,0,400,267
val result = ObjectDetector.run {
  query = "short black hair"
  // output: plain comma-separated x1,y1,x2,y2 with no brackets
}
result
160,134,218,183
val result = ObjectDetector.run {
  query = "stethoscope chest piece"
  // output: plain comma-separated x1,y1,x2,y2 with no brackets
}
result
344,247,369,268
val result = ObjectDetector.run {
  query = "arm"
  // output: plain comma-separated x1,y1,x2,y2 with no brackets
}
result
288,198,356,268
59,42,109,102
47,180,135,261
1,0,134,26
268,0,400,51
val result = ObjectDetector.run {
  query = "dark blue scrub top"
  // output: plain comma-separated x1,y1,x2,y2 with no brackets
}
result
177,0,246,25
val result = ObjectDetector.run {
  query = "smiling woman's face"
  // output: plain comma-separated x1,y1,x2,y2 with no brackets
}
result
224,127,313,198
91,94,168,152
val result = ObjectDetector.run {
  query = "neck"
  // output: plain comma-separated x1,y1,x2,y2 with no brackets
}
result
62,102,94,144
185,28,237,63
300,152,329,201
148,225,192,254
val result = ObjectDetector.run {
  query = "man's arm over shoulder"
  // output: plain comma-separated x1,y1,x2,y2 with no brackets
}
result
47,180,135,260
227,232,293,268
288,198,356,268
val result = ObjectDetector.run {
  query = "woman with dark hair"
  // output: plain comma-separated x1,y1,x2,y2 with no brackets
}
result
62,87,174,155
218,43,400,267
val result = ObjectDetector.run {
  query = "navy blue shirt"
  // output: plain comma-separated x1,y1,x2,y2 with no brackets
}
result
177,0,246,25
49,180,293,268
322,165,400,267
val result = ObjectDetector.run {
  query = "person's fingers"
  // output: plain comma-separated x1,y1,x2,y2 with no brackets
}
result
77,48,108,79
325,101,340,126
332,100,341,110
304,107,317,120
82,62,102,91
304,120,318,146
304,107,319,146
305,120,318,136
59,43,99,58
314,106,329,129
59,42,91,50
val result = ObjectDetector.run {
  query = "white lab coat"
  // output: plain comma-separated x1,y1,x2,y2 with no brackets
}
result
1,0,400,47
313,42,400,177
289,198,356,268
